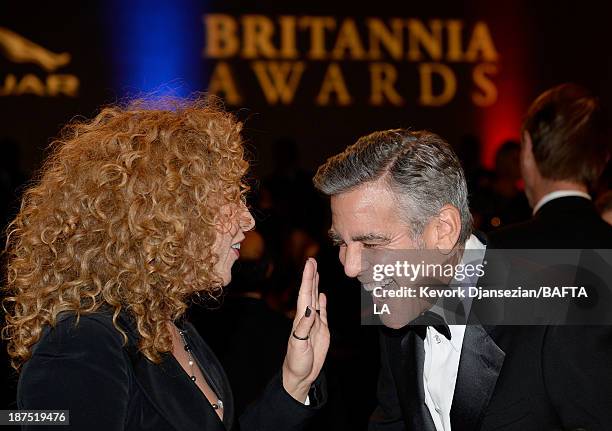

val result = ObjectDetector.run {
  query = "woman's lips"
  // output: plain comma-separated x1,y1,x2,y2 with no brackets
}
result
231,242,241,257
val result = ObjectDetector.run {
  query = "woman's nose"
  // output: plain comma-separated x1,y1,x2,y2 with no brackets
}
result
240,208,255,231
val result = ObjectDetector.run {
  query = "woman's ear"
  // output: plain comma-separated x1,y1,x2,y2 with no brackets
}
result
434,204,461,253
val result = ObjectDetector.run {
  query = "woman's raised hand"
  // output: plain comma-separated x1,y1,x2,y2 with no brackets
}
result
281,258,330,403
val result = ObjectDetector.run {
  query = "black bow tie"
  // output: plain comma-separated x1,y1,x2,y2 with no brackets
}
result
408,311,452,341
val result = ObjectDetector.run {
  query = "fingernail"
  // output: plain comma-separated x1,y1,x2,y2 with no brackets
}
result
305,306,311,317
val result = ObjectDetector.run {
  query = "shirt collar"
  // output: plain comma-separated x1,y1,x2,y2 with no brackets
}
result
448,324,466,352
429,234,486,329
427,324,466,352
463,234,486,252
532,190,591,215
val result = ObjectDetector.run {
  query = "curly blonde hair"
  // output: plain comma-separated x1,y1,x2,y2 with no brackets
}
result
2,95,249,370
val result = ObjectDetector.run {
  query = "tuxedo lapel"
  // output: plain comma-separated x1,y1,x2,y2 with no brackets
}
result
450,324,505,430
385,329,436,431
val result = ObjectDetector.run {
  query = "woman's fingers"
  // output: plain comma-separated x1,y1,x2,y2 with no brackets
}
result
314,272,320,312
318,292,328,326
310,259,318,310
296,258,315,319
292,306,316,348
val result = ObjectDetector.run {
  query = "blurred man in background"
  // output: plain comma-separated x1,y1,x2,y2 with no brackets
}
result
489,83,612,248
484,83,612,429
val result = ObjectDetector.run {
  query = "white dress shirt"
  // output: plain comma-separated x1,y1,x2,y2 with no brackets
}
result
423,234,486,431
423,324,465,431
532,190,591,215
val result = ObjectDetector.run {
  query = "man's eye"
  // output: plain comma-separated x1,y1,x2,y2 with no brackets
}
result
332,240,345,247
363,243,377,249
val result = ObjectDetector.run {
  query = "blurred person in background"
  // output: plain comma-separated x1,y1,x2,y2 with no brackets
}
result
489,83,612,248
471,140,531,231
484,83,612,430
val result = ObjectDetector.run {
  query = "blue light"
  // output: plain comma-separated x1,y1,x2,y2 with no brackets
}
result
108,0,203,98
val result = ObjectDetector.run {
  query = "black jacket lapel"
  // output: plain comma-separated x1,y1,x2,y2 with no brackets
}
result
385,329,436,431
450,324,505,430
118,312,227,431
181,320,235,430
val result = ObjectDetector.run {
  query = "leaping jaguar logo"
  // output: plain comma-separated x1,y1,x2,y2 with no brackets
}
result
0,27,79,97
0,27,71,71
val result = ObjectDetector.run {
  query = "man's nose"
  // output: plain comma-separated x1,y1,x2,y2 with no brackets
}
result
343,244,362,278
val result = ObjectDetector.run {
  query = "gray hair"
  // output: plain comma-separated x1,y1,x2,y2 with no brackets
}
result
313,129,473,245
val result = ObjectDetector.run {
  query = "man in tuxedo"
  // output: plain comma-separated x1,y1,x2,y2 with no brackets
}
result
312,83,612,431
479,83,612,430
313,129,496,431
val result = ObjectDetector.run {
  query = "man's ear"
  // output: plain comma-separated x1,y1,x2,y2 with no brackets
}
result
521,131,535,166
522,130,532,150
434,205,461,253
520,130,541,206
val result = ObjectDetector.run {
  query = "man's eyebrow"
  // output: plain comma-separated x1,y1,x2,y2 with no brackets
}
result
327,229,391,244
328,229,343,243
328,230,392,244
351,233,391,243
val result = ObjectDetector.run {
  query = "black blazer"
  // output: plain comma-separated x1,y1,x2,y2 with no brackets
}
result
487,195,612,249
17,308,326,431
369,197,612,431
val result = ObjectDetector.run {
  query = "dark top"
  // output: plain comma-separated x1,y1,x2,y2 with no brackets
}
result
17,308,326,431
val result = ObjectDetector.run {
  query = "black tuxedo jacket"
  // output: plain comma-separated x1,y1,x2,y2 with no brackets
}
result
487,195,612,249
18,308,326,431
369,197,612,431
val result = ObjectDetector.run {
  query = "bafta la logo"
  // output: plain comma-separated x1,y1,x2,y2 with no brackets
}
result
0,27,79,97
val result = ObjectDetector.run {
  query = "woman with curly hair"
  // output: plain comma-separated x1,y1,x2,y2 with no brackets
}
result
2,96,329,430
